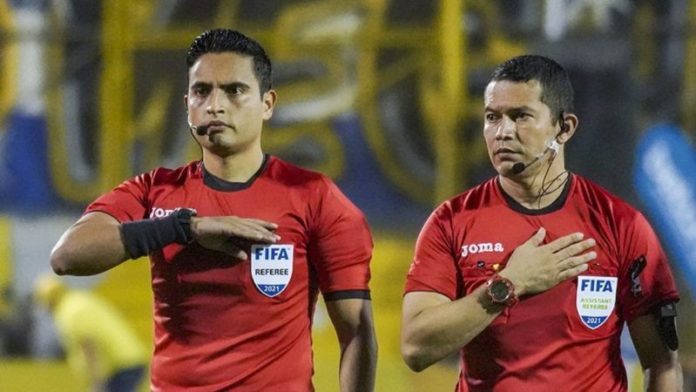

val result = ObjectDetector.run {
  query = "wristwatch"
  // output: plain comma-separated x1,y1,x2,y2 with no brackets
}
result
486,276,518,307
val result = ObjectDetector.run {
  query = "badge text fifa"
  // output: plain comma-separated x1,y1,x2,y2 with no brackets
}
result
579,278,614,292
251,244,294,298
576,276,617,330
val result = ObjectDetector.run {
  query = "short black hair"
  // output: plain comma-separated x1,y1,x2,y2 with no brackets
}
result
489,55,574,123
186,29,273,94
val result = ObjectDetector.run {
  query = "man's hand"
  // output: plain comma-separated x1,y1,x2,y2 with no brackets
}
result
500,228,596,296
190,216,280,259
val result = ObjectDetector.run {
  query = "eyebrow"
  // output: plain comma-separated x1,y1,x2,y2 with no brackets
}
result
189,81,251,90
484,105,536,113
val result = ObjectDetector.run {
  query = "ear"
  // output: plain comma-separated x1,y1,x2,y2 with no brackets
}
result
556,113,579,144
183,94,189,111
262,89,277,121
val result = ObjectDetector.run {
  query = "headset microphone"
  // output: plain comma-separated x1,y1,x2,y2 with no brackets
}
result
511,158,537,175
195,126,208,136
513,114,568,175
511,140,560,175
188,119,208,136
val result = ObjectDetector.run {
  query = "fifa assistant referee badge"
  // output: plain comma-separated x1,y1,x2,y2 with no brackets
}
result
486,276,518,307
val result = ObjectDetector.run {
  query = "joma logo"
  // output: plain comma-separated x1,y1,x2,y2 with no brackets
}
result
150,207,176,218
461,242,504,257
149,207,197,218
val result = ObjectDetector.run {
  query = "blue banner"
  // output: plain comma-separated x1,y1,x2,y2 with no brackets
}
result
634,124,696,298
0,111,58,213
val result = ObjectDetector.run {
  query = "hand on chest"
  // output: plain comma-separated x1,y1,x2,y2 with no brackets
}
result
458,231,621,332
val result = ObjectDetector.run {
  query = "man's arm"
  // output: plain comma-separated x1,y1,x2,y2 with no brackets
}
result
401,287,503,372
325,298,377,392
629,313,683,391
401,228,596,371
51,211,280,276
51,212,129,276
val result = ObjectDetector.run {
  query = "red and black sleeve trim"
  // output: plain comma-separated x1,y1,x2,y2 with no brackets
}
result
323,290,371,301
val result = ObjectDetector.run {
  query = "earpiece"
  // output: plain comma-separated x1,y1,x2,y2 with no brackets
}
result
548,139,560,154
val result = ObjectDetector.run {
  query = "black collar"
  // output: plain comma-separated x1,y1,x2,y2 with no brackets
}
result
202,154,270,192
497,173,573,215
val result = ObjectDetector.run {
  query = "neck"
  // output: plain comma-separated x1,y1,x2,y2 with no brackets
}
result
202,148,265,182
499,160,569,209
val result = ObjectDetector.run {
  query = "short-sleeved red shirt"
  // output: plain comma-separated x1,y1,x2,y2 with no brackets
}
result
86,156,373,391
405,174,678,392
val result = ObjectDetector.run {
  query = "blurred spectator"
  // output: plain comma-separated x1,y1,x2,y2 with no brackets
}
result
0,287,33,357
33,275,147,392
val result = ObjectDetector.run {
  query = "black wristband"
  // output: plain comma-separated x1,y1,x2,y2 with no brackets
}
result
120,208,197,259
175,208,197,242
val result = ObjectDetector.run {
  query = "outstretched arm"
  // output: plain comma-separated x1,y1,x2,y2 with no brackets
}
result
51,211,280,276
51,212,129,276
326,298,377,392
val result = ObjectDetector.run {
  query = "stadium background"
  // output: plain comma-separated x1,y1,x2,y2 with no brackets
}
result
0,0,696,390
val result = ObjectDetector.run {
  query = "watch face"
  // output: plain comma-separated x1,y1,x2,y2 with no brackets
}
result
490,280,510,301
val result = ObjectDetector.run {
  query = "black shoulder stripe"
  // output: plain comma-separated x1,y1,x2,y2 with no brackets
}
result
323,290,371,301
